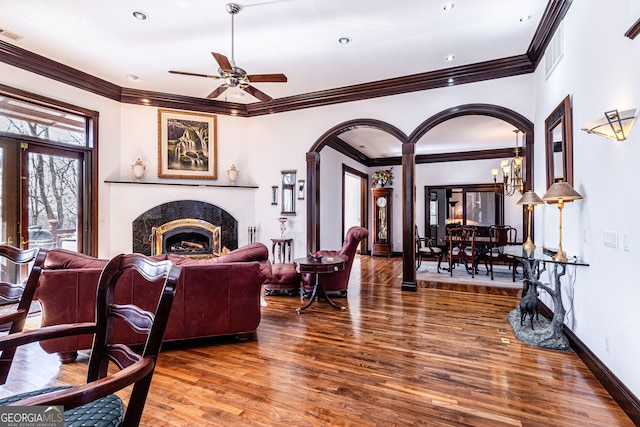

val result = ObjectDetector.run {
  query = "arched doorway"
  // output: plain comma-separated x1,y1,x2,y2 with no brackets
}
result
306,105,534,292
306,119,407,254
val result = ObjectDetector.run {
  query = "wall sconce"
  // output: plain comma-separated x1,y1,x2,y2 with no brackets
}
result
581,108,637,141
542,181,583,262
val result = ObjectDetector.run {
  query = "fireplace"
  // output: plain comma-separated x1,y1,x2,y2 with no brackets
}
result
151,219,221,256
132,200,238,256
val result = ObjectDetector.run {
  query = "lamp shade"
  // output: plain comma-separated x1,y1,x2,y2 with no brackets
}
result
542,181,583,202
581,108,637,141
516,190,543,206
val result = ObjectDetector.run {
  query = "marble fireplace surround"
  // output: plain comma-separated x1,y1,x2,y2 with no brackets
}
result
132,200,238,256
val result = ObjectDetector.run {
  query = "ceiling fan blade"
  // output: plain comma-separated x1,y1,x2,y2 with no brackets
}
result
169,70,221,79
243,85,273,102
211,52,233,73
208,85,229,99
247,73,288,83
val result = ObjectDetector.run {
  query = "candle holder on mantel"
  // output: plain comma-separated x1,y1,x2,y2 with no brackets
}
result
131,158,146,180
248,226,257,244
277,217,288,238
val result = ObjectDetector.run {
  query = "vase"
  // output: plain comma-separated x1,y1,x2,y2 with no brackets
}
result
227,164,239,185
277,217,288,238
131,158,146,180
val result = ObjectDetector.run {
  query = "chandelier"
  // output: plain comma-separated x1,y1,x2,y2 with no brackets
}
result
492,129,524,196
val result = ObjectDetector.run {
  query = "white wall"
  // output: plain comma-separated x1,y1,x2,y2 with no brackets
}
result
532,0,640,397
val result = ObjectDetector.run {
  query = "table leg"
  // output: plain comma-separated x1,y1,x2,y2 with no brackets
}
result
297,273,319,314
296,273,345,314
319,284,346,312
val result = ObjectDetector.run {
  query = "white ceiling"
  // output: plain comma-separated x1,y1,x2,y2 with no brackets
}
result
0,0,546,157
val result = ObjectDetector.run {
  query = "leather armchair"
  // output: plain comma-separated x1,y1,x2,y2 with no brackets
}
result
302,226,369,297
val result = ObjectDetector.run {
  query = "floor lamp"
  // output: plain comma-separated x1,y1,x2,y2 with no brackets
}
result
516,190,543,250
542,182,583,262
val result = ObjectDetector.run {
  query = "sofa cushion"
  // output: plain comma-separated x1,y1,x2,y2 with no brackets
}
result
44,249,108,270
167,243,272,280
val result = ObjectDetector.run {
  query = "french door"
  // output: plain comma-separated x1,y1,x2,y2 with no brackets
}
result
1,137,82,251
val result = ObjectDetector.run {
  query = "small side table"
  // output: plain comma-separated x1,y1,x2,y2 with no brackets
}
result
271,238,293,264
500,246,589,351
294,256,345,314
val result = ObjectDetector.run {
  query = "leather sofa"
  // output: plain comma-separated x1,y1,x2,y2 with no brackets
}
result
302,226,369,296
35,243,271,363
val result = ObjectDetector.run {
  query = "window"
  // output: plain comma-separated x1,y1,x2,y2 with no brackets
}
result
0,87,97,254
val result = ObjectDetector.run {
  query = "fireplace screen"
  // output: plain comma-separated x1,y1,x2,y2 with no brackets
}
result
151,219,221,256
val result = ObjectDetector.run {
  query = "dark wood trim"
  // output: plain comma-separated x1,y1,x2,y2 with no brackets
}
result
625,17,640,40
306,152,320,254
0,0,566,116
0,83,97,117
310,119,408,153
328,137,372,166
527,0,574,68
245,55,533,116
88,110,99,256
537,304,640,424
1,55,532,120
120,88,245,116
341,164,369,255
401,142,416,292
425,183,505,228
0,41,121,101
545,94,573,188
416,148,519,164
0,83,99,256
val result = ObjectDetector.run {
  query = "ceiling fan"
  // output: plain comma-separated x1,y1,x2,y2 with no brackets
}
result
169,3,287,102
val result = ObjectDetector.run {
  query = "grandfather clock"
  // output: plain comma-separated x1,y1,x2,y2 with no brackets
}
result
371,187,392,256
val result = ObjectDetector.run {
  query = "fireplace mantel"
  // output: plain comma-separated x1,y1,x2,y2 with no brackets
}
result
105,178,258,189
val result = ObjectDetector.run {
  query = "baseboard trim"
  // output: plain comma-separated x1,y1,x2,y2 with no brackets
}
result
538,304,639,424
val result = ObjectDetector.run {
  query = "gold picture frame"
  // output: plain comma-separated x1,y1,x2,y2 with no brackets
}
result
158,109,217,179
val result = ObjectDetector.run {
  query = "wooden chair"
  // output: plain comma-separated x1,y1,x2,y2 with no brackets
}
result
415,226,443,271
487,225,519,281
0,253,182,426
446,226,477,278
0,245,46,385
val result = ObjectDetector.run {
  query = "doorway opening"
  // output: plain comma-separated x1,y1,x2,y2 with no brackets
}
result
342,164,368,254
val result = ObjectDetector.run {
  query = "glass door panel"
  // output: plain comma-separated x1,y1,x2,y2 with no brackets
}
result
24,146,82,251
465,191,496,227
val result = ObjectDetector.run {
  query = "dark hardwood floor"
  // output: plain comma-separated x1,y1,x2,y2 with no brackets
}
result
1,255,634,426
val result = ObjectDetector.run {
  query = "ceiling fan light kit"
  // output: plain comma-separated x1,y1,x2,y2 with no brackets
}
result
168,2,287,102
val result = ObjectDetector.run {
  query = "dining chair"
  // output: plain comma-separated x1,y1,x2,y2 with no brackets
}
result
447,226,477,278
487,225,519,281
0,253,182,426
0,245,47,384
415,226,443,271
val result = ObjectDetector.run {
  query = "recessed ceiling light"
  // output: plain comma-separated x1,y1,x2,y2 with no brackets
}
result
519,14,532,22
132,11,148,20
446,54,455,62
338,36,351,44
443,3,455,11
127,74,139,81
447,78,455,85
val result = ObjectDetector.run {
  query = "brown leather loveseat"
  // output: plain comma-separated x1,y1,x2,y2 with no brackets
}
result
35,243,271,363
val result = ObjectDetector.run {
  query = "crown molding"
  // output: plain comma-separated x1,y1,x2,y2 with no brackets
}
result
625,17,640,40
0,0,571,116
527,0,573,67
